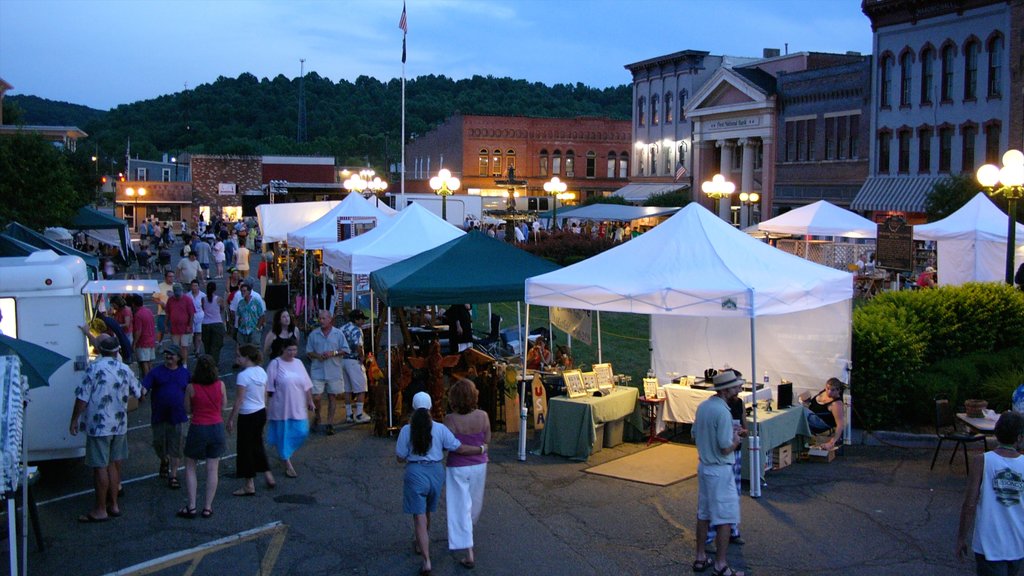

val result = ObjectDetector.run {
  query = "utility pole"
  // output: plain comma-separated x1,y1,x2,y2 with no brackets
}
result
297,59,307,143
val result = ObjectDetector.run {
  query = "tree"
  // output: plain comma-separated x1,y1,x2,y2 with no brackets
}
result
924,174,983,220
0,133,87,229
582,194,629,206
644,190,691,207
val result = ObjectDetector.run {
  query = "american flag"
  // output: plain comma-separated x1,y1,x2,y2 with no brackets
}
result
399,2,407,63
674,162,687,182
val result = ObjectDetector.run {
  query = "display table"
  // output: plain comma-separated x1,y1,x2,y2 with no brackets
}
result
662,384,773,424
537,387,639,461
740,405,813,480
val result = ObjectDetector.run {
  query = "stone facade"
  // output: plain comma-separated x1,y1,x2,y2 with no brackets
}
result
191,154,262,212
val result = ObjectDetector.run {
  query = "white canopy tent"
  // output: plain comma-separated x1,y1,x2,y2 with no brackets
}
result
526,203,853,496
913,193,1024,286
286,193,394,250
256,200,340,244
758,200,877,239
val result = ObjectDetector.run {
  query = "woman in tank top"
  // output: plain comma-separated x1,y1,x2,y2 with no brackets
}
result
200,282,226,368
444,378,491,569
178,354,227,520
802,378,846,449
264,308,300,361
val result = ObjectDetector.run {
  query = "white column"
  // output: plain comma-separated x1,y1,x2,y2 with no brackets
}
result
740,138,756,228
716,140,735,220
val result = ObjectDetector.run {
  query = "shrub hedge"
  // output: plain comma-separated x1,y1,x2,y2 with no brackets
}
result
852,283,1024,429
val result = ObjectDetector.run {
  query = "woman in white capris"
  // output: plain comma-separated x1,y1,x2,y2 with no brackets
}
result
444,378,490,569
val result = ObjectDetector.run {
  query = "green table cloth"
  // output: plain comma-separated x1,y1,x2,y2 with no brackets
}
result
741,405,813,480
537,387,639,461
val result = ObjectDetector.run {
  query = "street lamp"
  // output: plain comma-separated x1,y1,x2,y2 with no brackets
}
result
701,174,736,221
171,156,178,181
738,191,761,227
344,169,388,198
125,186,146,233
543,176,573,230
977,149,1024,285
429,168,460,221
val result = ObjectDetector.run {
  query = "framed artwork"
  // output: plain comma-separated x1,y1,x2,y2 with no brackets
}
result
563,369,587,398
582,371,598,392
643,377,659,399
592,363,613,389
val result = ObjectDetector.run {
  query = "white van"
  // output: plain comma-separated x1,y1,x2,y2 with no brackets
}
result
0,251,155,461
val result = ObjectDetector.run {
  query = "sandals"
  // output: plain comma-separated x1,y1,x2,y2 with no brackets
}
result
201,508,213,519
77,513,109,523
692,558,711,573
168,477,181,489
459,558,475,569
285,469,298,478
711,566,745,576
176,506,197,519
232,488,256,497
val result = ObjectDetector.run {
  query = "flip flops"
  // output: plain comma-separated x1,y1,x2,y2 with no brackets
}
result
459,558,476,569
692,558,711,572
77,513,109,523
168,477,181,489
176,506,197,519
201,508,213,519
232,488,256,497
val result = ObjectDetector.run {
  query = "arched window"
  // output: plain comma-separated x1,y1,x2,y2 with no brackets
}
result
679,89,688,120
492,148,503,177
478,148,489,177
637,97,646,127
987,34,1003,98
878,130,892,174
964,40,980,100
899,51,913,106
539,149,549,177
565,150,575,177
941,44,955,101
586,151,596,178
506,149,516,174
664,92,673,124
985,121,1001,164
552,150,562,175
920,47,934,104
651,95,659,126
637,148,645,176
879,54,893,107
649,145,657,176
607,152,617,178
618,152,629,179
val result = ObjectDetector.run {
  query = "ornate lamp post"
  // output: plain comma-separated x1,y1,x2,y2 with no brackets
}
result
543,176,574,230
977,149,1024,285
344,169,388,199
429,168,460,221
738,191,761,227
125,186,146,233
701,174,736,221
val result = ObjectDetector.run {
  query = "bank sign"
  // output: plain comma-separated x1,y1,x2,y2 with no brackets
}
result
706,117,761,131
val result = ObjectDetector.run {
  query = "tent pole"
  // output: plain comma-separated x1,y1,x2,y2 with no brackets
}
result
387,306,393,430
748,291,762,498
303,252,308,326
519,304,529,462
321,262,327,315
20,383,27,576
596,311,603,363
369,288,375,354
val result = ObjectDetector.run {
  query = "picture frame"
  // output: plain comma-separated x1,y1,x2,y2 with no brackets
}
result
643,377,659,399
592,363,614,389
582,371,598,392
563,369,587,398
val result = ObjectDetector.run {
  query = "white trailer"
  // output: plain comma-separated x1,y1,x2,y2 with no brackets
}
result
387,193,486,228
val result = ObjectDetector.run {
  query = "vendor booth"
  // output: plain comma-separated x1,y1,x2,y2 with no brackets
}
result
913,193,1024,286
286,193,395,250
526,203,853,495
67,206,132,264
758,200,877,269
256,200,340,244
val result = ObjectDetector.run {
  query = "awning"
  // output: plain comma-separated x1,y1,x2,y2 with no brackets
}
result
850,176,951,213
610,182,689,203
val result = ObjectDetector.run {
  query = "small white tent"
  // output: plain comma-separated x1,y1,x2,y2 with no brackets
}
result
758,200,877,239
256,201,340,244
913,193,1024,286
526,203,853,495
286,193,394,250
322,203,464,275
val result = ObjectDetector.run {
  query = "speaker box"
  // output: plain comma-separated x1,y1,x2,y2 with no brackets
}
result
264,282,289,311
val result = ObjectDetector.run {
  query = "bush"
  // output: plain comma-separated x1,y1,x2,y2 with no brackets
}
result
521,230,618,265
978,368,1024,413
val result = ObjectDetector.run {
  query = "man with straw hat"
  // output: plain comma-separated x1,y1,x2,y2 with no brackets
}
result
691,369,749,576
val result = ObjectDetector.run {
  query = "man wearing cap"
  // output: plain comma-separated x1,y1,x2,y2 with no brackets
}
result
691,369,749,576
69,336,142,522
141,343,190,487
165,283,196,362
340,309,371,424
306,309,348,434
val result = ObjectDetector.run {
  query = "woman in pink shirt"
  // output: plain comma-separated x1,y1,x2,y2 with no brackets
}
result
444,378,491,569
265,338,314,478
177,355,227,520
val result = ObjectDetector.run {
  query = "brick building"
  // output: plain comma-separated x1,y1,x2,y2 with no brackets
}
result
402,114,632,207
774,57,872,215
191,155,263,222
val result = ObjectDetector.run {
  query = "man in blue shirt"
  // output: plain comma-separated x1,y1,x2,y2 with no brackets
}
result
142,343,190,488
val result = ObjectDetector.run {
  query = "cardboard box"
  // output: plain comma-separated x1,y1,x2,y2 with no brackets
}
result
772,445,792,469
603,418,624,448
807,445,837,463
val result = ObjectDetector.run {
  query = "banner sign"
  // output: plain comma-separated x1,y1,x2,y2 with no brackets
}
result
550,307,592,345
218,182,237,196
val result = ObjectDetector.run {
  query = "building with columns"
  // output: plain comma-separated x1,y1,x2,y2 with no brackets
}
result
852,0,1023,223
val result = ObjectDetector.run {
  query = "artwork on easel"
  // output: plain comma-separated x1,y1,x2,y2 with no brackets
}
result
592,363,613,390
582,371,598,393
563,369,587,398
643,377,659,399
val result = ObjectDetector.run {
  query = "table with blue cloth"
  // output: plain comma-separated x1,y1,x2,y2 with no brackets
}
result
740,405,812,480
536,387,639,461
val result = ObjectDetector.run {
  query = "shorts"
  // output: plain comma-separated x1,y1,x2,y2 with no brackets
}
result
975,554,1023,576
403,461,444,515
86,434,128,468
157,315,167,334
136,347,156,362
171,333,193,347
342,359,368,394
696,463,740,527
200,263,210,270
184,423,227,460
152,421,184,459
312,378,343,395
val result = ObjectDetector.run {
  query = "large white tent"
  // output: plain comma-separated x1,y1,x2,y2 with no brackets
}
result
286,193,395,250
526,203,853,495
758,200,877,239
913,193,1024,286
322,203,464,275
256,200,340,244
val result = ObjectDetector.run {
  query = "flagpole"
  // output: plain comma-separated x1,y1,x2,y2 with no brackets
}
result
399,2,407,210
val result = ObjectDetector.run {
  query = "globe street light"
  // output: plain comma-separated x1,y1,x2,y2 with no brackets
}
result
701,174,736,221
344,169,388,199
125,186,146,233
429,168,460,221
977,149,1024,285
543,176,573,230
738,191,761,227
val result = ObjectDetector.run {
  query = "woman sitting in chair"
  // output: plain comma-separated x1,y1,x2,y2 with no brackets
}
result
526,337,553,370
801,378,846,449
